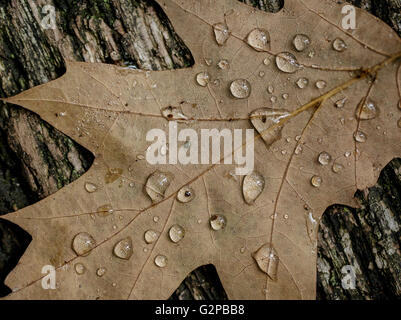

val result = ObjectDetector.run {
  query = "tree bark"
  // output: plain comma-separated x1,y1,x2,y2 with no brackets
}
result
0,0,400,300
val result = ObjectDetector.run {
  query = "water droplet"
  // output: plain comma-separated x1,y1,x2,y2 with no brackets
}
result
145,170,173,202
267,85,274,94
282,93,289,100
213,23,230,45
154,255,167,268
240,247,246,253
293,34,311,52
105,168,123,184
144,230,158,244
250,108,290,146
84,182,97,193
263,57,271,66
217,59,229,70
259,71,265,78
247,28,270,51
355,99,378,120
344,151,352,158
177,186,195,203
318,152,331,166
97,204,114,217
335,97,347,108
276,52,300,73
296,77,309,89
161,106,188,121
354,130,367,143
96,267,106,277
113,237,133,260
295,144,303,155
72,232,96,256
310,175,322,188
196,72,210,87
270,96,277,103
74,263,86,275
242,172,265,204
204,58,212,66
169,224,185,243
316,80,327,89
209,214,227,231
153,216,159,223
332,38,347,52
332,163,344,173
230,79,251,99
252,243,279,281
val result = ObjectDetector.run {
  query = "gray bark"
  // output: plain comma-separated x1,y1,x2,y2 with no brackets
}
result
0,0,400,300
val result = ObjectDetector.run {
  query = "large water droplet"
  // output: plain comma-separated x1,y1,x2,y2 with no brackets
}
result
196,72,210,87
247,28,270,51
84,182,97,193
354,130,367,143
333,38,347,52
250,108,290,146
252,243,279,281
213,23,230,45
72,232,96,256
177,186,195,203
332,162,344,173
154,255,168,268
74,263,86,275
293,34,311,52
242,172,265,204
355,99,379,120
315,80,327,89
275,52,300,73
310,175,322,188
144,230,158,244
296,77,309,89
169,224,185,243
210,214,227,231
105,168,123,184
318,152,331,166
113,237,133,260
145,170,173,202
230,79,251,99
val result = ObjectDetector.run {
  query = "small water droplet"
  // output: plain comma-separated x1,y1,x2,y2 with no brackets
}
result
296,77,309,89
169,224,185,243
293,34,311,52
161,106,188,121
113,237,133,260
145,170,173,202
315,80,327,89
282,93,289,100
213,23,230,45
250,108,290,147
270,96,277,103
72,232,96,256
242,172,265,204
74,263,86,275
284,214,289,220
318,152,331,166
204,58,212,66
295,144,303,155
96,267,106,277
144,230,158,244
335,97,347,108
306,212,318,243
259,71,265,78
252,243,279,281
267,85,274,94
333,38,347,52
196,72,210,87
354,130,367,143
97,204,114,217
217,59,229,70
247,28,270,51
355,99,379,120
310,175,322,188
177,186,195,203
276,52,300,73
153,216,159,223
209,214,227,231
344,151,352,158
154,255,167,268
263,57,271,66
84,182,97,193
230,79,251,99
332,163,344,173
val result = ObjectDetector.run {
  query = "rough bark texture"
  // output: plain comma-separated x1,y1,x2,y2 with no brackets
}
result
0,0,400,300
